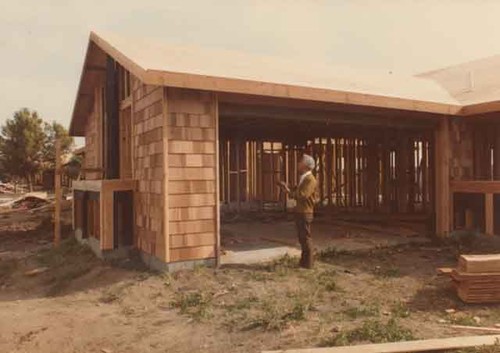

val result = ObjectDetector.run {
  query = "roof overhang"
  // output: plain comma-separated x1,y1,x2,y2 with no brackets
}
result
69,32,500,136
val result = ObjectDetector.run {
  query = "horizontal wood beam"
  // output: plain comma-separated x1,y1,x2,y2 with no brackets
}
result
451,180,500,194
220,103,438,129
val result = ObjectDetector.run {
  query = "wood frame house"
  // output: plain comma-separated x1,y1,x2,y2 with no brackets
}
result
70,31,500,270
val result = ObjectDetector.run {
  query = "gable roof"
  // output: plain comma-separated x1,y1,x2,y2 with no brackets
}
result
70,31,500,135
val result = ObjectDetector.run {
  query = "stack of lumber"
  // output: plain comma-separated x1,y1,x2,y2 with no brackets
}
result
451,254,500,303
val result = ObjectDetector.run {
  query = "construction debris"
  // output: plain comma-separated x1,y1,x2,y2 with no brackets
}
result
24,267,49,277
450,254,500,303
0,192,49,211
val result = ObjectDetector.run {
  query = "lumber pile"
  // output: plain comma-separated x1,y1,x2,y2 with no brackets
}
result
451,254,500,303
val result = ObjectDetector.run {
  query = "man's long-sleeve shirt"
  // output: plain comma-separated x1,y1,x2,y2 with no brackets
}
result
291,173,317,214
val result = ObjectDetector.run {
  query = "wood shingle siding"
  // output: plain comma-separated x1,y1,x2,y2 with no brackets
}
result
166,88,218,262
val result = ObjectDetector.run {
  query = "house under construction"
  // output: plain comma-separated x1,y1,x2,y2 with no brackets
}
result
69,31,500,270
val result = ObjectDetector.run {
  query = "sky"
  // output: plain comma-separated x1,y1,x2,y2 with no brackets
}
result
2,0,500,137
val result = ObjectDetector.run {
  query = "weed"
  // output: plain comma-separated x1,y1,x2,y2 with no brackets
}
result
225,296,259,312
37,238,94,268
342,304,380,319
454,341,500,352
45,263,93,296
161,273,173,288
37,238,96,295
316,269,338,292
374,265,401,278
391,301,411,318
323,318,414,346
0,258,17,282
171,290,212,321
264,254,298,275
100,291,120,304
318,247,353,261
99,282,133,304
245,288,317,331
449,314,480,326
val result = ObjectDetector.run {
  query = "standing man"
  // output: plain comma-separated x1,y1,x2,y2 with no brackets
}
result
279,154,317,269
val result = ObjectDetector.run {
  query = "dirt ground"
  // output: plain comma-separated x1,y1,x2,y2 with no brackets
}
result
1,208,500,353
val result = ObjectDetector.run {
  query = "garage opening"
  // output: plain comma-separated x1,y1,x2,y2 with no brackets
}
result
217,96,438,263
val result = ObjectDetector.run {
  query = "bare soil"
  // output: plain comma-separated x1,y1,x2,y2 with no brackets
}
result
1,208,499,353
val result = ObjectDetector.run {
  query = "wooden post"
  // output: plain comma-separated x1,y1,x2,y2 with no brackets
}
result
435,119,451,237
485,193,494,236
54,139,62,247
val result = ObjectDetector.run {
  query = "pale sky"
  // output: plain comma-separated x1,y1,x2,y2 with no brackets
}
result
2,0,500,135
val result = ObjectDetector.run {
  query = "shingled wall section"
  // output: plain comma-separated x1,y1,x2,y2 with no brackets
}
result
132,79,166,259
166,88,218,262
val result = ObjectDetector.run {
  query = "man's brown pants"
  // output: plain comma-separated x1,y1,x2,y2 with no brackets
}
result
295,213,314,269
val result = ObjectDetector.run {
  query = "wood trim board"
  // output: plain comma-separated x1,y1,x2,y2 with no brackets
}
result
262,335,500,353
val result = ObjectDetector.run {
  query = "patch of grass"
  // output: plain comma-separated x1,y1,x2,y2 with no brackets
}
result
449,314,480,326
316,269,338,292
37,238,96,296
37,238,94,268
322,319,414,346
391,301,411,318
0,258,17,282
373,265,401,278
225,295,259,312
263,254,298,275
342,304,380,319
246,297,312,331
453,341,500,352
45,263,93,296
318,247,353,261
171,290,213,321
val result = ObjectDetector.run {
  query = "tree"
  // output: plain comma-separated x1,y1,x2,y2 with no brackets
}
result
0,108,45,191
42,121,74,169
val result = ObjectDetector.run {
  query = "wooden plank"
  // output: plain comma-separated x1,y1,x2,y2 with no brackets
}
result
451,180,500,193
54,139,61,246
458,254,500,273
486,193,494,235
162,87,170,262
262,335,500,353
214,94,221,268
101,187,114,250
435,119,451,237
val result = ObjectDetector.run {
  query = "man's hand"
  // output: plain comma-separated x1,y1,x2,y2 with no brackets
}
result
277,180,291,194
